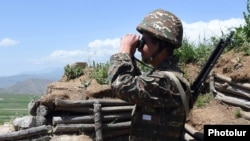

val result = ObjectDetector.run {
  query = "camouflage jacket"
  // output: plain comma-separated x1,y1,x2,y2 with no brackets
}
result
108,53,191,141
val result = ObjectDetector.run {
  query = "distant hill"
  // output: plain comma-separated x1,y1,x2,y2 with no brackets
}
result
0,78,56,95
0,68,63,88
0,68,64,94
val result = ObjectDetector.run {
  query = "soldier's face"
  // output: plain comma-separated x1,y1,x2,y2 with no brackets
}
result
139,33,159,62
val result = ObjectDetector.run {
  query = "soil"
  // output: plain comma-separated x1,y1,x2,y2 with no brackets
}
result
187,99,250,132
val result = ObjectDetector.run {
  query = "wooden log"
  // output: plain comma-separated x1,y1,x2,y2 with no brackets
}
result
32,135,51,141
55,106,93,113
241,110,250,120
184,132,199,141
215,91,250,110
214,73,250,91
102,121,131,130
53,112,131,125
55,99,93,107
214,82,250,100
94,103,103,141
55,98,133,107
185,124,204,141
53,121,131,134
209,73,216,95
101,105,134,112
102,112,131,122
53,123,95,133
0,125,51,140
54,105,134,114
53,115,94,125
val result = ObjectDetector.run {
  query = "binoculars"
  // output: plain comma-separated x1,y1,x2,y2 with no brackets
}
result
136,39,145,50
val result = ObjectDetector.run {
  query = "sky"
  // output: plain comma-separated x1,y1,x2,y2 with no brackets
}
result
0,0,247,77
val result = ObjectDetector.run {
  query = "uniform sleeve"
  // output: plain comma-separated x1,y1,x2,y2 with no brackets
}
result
108,53,183,107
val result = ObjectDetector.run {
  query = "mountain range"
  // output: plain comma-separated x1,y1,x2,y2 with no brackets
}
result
0,68,64,95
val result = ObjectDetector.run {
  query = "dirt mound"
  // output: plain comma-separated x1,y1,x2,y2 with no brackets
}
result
187,99,250,132
213,50,250,83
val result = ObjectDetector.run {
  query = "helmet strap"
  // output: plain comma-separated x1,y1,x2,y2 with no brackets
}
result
143,46,164,63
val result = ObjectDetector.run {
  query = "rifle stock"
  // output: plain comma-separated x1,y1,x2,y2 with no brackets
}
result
190,31,235,108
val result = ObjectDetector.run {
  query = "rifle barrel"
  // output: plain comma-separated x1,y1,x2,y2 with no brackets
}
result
190,31,234,107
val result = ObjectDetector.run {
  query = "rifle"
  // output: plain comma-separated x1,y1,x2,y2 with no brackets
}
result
189,31,235,108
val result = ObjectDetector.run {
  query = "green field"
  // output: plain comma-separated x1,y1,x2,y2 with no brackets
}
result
0,94,38,124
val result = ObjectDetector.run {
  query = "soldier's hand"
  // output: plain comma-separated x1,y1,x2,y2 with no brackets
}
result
119,34,140,56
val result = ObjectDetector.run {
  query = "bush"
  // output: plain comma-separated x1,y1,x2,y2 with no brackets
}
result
195,93,213,108
64,64,84,80
174,38,197,64
89,61,109,85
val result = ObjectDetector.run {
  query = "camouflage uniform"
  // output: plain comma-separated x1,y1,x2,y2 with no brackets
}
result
108,9,191,141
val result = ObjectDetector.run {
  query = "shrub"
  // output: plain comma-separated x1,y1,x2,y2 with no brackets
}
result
89,61,109,85
195,93,213,108
64,64,84,80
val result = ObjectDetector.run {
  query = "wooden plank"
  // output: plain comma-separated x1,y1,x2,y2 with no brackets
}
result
53,121,131,134
54,105,134,113
215,82,250,100
94,103,103,141
102,112,131,122
102,121,131,130
53,123,95,133
53,112,131,125
241,111,250,120
55,99,133,107
101,106,134,112
185,124,204,141
215,91,250,110
53,115,94,125
0,125,51,140
214,73,250,91
55,106,93,113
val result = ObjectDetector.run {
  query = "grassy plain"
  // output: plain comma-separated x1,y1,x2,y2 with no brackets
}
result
0,94,37,124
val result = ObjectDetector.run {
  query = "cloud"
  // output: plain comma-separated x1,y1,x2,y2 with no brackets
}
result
88,38,120,49
0,38,19,47
38,18,245,66
183,18,245,43
84,18,244,61
36,38,120,66
87,38,120,61
36,50,88,65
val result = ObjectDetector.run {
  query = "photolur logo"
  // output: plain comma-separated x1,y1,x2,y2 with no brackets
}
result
204,125,250,141
208,129,247,136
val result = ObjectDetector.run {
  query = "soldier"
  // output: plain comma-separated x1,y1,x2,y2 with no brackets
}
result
108,9,191,141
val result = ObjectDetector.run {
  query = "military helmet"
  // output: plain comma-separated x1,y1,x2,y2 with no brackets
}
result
136,9,183,48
